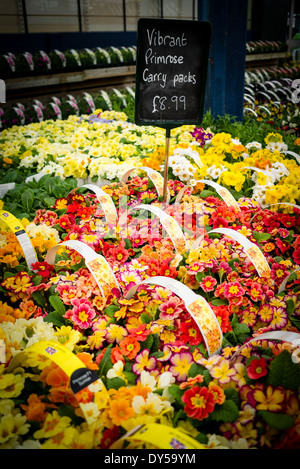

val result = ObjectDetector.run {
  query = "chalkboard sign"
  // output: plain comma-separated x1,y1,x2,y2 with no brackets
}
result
135,18,211,130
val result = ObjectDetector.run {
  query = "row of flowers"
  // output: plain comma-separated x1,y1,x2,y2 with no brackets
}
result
243,77,300,133
0,140,299,448
245,64,300,85
0,39,285,79
0,88,135,130
246,40,286,55
1,61,299,131
0,46,137,79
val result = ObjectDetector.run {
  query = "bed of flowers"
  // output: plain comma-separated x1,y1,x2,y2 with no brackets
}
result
0,105,300,449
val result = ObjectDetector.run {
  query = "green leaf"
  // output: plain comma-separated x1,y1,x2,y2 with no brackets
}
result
106,377,126,390
58,404,84,425
140,313,151,324
286,299,296,316
259,411,294,430
43,310,65,327
150,351,164,359
32,275,43,286
44,177,57,193
150,333,160,353
104,304,119,318
98,347,113,377
210,399,239,423
224,387,240,408
232,321,251,343
188,363,207,378
252,231,271,243
200,190,215,198
21,188,34,211
172,408,187,427
49,295,66,315
267,350,300,391
31,290,46,307
211,299,228,306
140,334,154,351
53,183,65,199
168,384,185,407
123,371,136,385
43,197,57,208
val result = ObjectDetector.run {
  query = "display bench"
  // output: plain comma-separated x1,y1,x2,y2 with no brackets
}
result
245,52,287,70
5,65,136,104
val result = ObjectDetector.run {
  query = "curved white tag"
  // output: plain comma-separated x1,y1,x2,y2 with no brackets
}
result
126,276,223,356
45,239,120,297
278,267,300,293
121,166,170,202
118,203,187,253
192,227,270,278
231,331,300,363
198,179,240,211
250,202,300,223
69,184,118,227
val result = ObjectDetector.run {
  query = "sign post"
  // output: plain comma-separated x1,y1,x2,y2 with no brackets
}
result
135,18,211,201
162,128,170,202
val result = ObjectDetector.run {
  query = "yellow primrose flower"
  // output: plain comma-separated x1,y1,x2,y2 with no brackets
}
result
253,385,285,412
221,171,245,192
256,172,269,186
0,373,25,398
264,132,283,144
68,428,95,449
34,410,72,439
209,359,236,384
41,426,77,449
237,226,252,237
211,132,232,147
0,412,29,444
54,325,82,351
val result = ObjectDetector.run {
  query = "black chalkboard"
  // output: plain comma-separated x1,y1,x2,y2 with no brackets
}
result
135,18,211,131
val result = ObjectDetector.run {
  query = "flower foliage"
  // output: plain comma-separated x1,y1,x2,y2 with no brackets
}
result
0,111,300,449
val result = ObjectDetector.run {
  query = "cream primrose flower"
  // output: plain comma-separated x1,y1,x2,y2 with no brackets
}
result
245,141,262,150
1,317,57,355
138,369,175,405
206,434,250,449
271,161,290,180
41,162,65,178
0,399,15,415
266,141,288,152
132,392,171,416
167,153,196,183
106,360,126,380
206,164,227,180
79,402,101,425
26,222,61,244
13,439,42,449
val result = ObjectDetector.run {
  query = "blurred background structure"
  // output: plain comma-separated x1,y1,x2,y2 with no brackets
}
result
0,0,298,122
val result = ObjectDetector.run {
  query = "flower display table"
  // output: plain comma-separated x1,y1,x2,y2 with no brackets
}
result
0,110,299,450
